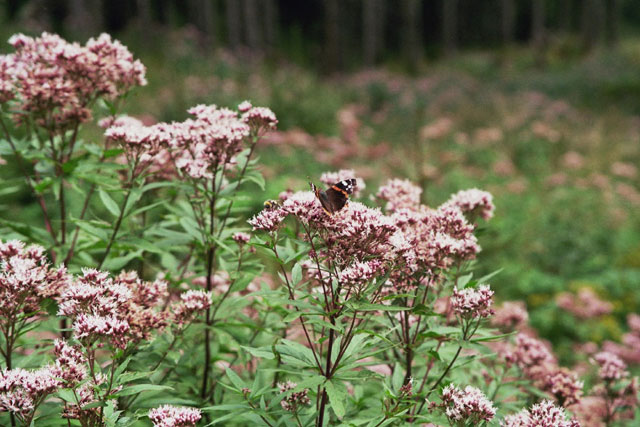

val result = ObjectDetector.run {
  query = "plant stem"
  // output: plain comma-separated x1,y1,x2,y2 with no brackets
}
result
0,112,58,246
97,187,132,269
201,177,217,400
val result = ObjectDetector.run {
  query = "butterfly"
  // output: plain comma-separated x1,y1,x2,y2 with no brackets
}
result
309,178,356,215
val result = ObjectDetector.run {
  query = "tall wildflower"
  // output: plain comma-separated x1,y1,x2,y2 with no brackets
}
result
148,405,202,427
501,400,580,427
440,384,496,424
5,32,146,131
0,366,61,424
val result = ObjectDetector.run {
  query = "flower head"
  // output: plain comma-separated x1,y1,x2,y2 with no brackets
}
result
278,380,311,412
376,178,422,212
593,351,628,381
501,400,579,427
451,284,495,319
148,405,202,427
441,384,496,424
442,188,495,221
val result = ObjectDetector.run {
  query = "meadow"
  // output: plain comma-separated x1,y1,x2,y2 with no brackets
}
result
0,28,638,426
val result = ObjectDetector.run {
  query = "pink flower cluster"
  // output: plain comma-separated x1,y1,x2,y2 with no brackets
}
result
440,384,496,424
593,351,628,381
602,313,640,364
450,284,495,319
502,400,579,427
278,380,311,412
52,339,87,385
172,290,213,326
106,102,275,181
250,178,492,298
376,178,422,212
3,32,146,130
389,204,480,276
442,188,495,221
556,288,612,319
148,405,202,427
502,333,584,407
58,269,168,348
491,301,529,330
0,366,60,416
0,239,70,319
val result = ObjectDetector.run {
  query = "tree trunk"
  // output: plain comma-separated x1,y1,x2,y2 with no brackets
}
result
243,0,261,50
582,0,605,51
363,0,385,66
188,0,217,48
226,0,242,50
604,0,619,46
324,0,341,73
66,0,99,38
531,0,545,49
501,0,515,44
403,0,422,68
264,0,278,52
442,0,458,57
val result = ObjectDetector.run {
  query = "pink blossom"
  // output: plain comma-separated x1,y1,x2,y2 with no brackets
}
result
237,100,252,112
58,268,168,347
542,367,584,407
73,313,130,348
243,106,278,130
148,405,202,427
450,285,494,319
248,204,287,232
232,232,251,245
0,54,16,103
172,290,212,326
556,288,612,319
491,301,529,330
278,380,311,412
441,188,495,221
504,333,556,372
0,366,61,415
282,191,324,222
441,384,496,423
376,178,422,212
502,400,579,427
52,339,87,385
593,351,628,381
0,239,69,318
339,259,385,288
5,32,145,131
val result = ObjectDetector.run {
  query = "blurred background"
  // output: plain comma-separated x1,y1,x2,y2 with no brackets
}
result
2,0,640,364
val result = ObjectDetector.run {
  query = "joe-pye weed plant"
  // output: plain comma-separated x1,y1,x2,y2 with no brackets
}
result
1,31,637,427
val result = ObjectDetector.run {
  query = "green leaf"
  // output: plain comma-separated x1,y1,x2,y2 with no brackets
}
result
116,384,172,397
325,380,347,418
99,189,121,217
391,363,403,393
477,268,503,283
456,273,473,288
241,346,275,360
225,367,245,390
291,262,302,285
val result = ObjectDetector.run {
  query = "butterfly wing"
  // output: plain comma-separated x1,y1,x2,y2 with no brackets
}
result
323,179,356,213
311,179,356,215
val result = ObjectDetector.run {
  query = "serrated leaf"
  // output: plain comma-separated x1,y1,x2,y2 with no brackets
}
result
325,380,346,418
